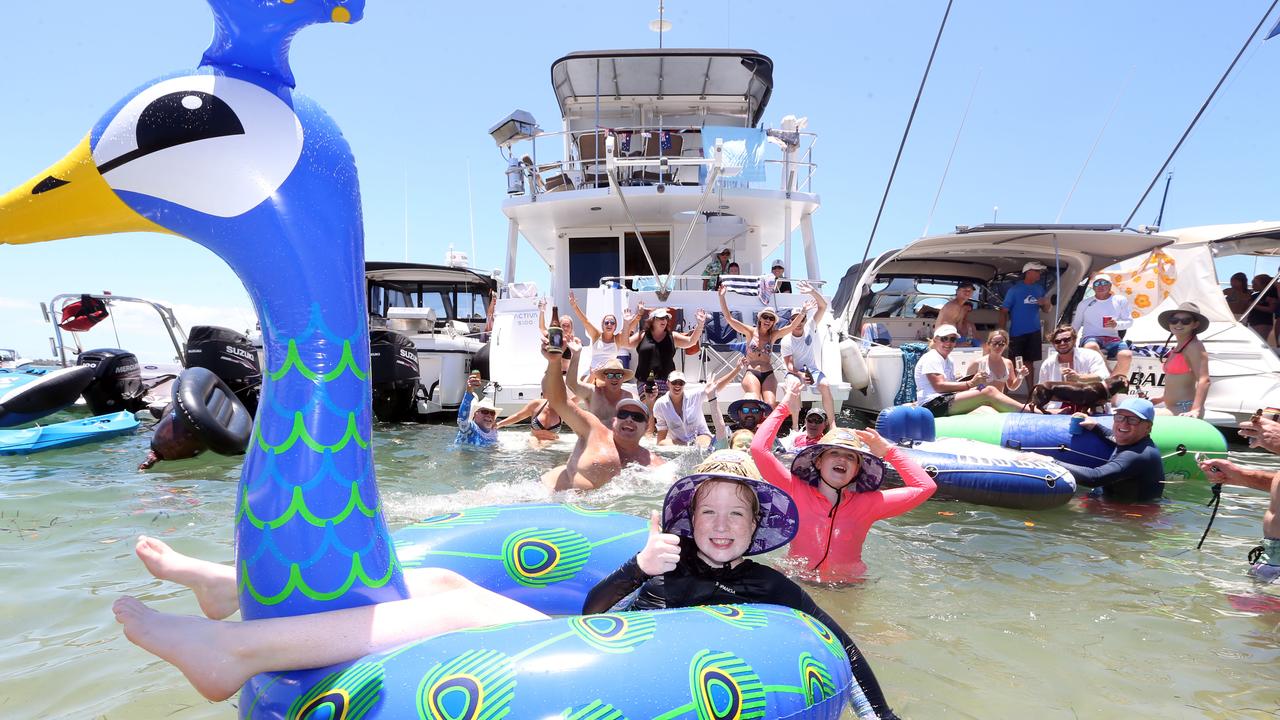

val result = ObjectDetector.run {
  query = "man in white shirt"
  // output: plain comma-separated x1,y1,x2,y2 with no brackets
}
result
780,282,836,430
1072,275,1134,379
653,369,737,448
1038,324,1109,384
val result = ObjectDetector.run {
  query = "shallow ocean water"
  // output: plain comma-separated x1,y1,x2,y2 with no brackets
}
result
1,415,1277,719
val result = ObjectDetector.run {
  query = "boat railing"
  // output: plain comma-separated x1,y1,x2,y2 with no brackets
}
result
505,125,817,199
594,274,827,295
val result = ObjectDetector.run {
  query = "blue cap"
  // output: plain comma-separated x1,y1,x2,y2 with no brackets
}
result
1115,397,1155,422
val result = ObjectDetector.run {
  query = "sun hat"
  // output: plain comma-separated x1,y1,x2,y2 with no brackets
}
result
791,427,886,492
728,398,771,424
1114,397,1155,422
757,307,779,321
1022,261,1047,273
1157,301,1209,335
667,370,687,384
717,247,732,255
651,308,672,320
591,358,635,383
933,324,960,338
471,397,499,416
615,397,650,419
662,450,799,556
771,259,785,269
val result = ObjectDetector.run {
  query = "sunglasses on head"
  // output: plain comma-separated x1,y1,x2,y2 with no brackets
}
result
616,409,648,423
1168,316,1195,326
938,335,959,343
603,371,626,380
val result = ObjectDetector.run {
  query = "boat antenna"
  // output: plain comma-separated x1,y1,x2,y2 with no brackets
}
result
403,166,409,261
922,67,981,237
1123,0,1279,228
649,1,671,48
466,158,477,266
1152,171,1174,229
858,0,954,268
1055,67,1134,223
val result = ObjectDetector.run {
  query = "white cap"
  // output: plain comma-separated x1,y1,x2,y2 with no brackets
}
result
771,259,785,269
1022,261,1047,273
667,370,687,383
933,324,960,338
651,308,671,319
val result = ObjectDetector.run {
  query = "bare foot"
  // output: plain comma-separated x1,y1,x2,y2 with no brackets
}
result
113,596,250,702
135,536,239,620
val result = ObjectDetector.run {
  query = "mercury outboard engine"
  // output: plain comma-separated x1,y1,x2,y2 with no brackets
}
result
369,329,421,422
77,348,143,415
185,325,261,416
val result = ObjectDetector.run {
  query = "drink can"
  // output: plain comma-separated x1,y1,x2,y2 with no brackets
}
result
547,327,564,353
1102,315,1113,328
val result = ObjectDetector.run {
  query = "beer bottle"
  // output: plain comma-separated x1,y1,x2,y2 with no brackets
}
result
547,305,563,353
645,371,657,396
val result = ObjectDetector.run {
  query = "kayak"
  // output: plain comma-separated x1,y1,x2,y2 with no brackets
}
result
932,412,1227,483
0,411,140,455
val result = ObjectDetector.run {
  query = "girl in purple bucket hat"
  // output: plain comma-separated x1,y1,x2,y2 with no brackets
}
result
583,449,903,719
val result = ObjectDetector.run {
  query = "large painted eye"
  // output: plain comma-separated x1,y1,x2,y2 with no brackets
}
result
93,75,303,218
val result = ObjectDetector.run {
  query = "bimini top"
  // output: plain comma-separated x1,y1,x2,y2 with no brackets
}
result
365,261,496,288
551,49,774,126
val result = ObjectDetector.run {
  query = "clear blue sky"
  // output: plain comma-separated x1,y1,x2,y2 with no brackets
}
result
2,1,1278,360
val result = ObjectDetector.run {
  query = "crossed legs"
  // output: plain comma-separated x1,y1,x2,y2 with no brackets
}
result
115,537,549,702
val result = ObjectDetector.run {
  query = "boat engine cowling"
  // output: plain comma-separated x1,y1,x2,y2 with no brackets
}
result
76,348,144,415
185,325,261,416
369,329,420,422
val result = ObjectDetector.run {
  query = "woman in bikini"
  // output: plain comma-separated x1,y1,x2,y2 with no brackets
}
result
963,328,1028,395
1152,302,1211,418
496,393,563,447
718,285,803,407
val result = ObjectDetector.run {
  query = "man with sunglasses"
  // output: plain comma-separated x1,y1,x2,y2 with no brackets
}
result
791,408,829,451
1058,398,1164,503
566,355,644,426
915,324,1024,417
1072,275,1134,379
541,340,664,491
455,373,499,447
1000,261,1053,393
1037,325,1108,388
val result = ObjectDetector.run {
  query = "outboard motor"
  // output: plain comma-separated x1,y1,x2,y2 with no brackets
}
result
185,325,262,416
77,348,143,415
139,367,253,469
369,329,421,422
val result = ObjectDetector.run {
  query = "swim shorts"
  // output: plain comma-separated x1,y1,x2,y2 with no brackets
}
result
920,392,955,418
1249,538,1280,584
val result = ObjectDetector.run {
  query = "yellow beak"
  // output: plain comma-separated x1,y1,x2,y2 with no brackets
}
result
0,133,170,245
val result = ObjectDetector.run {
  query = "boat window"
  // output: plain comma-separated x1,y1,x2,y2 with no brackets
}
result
455,290,489,323
866,277,999,318
624,232,670,281
418,291,450,321
569,236,620,288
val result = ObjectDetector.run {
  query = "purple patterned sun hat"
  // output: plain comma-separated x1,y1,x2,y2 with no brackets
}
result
790,427,886,492
662,451,799,556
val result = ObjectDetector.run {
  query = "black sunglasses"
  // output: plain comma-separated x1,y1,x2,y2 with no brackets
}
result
1168,316,1195,326
1052,336,1075,345
938,336,959,343
602,319,617,325
616,409,648,423
805,416,826,423
989,340,1007,347
669,380,686,386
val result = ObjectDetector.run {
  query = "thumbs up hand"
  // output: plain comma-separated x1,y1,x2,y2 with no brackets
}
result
636,510,681,576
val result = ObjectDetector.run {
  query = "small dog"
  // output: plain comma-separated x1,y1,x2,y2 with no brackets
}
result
1024,375,1129,415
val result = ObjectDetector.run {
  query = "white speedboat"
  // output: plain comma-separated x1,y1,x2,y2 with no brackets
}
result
0,349,30,369
832,223,1280,427
486,48,852,413
365,260,497,418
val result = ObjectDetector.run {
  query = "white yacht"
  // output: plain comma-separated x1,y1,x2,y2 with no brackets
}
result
832,223,1280,427
486,49,852,414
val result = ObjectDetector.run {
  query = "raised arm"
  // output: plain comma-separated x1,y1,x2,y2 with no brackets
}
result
800,281,828,324
751,386,801,494
567,291,601,342
537,297,548,334
563,339,592,401
673,308,707,349
719,286,753,335
625,303,650,346
770,306,806,343
541,338,603,439
862,433,936,517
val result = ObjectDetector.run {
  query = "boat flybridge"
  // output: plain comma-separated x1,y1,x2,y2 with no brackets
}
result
832,223,1280,427
486,49,850,414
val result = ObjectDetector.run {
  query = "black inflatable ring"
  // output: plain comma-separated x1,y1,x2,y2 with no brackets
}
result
174,367,253,455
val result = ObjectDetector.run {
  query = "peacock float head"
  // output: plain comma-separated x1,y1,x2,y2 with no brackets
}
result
0,0,410,622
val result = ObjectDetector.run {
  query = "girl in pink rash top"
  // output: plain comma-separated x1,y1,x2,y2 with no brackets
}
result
752,381,936,580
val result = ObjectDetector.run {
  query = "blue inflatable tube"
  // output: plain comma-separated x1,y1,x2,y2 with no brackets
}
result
392,504,649,616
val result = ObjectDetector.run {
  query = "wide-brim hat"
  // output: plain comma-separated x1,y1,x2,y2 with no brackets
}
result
662,471,799,556
757,308,779,321
728,398,771,424
591,358,635,382
1157,301,1209,335
791,427,886,492
472,398,499,416
651,308,672,320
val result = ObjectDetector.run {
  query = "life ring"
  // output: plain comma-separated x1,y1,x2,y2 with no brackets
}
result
243,503,857,719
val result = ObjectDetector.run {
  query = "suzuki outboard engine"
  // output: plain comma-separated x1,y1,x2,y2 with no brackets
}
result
185,325,262,416
369,329,421,422
77,348,143,415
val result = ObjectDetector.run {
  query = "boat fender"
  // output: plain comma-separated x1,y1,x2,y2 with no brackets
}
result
839,338,870,391
875,405,936,443
174,367,253,455
0,365,97,428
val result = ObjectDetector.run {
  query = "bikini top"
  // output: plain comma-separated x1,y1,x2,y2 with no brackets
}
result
1163,343,1192,375
530,401,563,432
